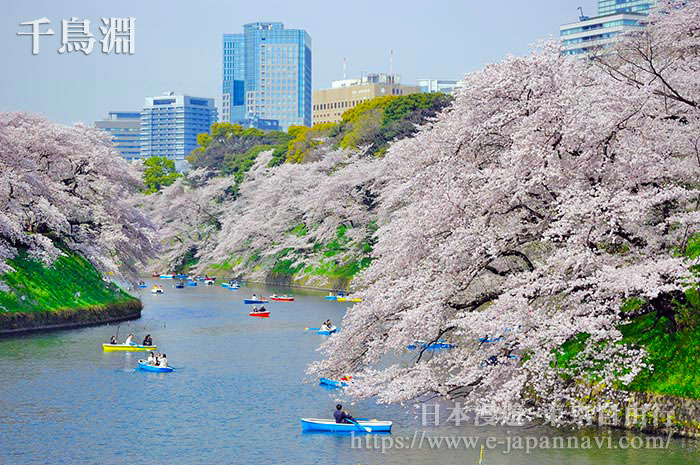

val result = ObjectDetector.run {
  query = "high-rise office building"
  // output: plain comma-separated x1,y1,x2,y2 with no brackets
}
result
417,79,463,95
140,93,217,170
312,73,419,125
597,0,655,16
222,22,312,130
560,1,656,56
95,111,141,162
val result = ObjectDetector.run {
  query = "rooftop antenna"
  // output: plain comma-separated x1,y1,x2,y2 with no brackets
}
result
578,6,589,21
343,57,346,80
390,50,394,78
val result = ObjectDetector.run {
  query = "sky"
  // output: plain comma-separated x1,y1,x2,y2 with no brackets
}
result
1,0,597,125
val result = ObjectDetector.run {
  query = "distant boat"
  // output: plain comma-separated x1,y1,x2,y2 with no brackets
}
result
270,294,294,302
407,340,455,350
175,282,185,289
250,310,270,318
319,377,349,388
103,343,157,352
137,360,173,373
243,299,268,304
318,326,337,335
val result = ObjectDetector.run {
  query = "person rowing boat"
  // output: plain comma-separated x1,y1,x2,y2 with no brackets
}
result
334,404,355,424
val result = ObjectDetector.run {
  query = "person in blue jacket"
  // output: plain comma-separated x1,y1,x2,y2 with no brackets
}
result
334,404,355,424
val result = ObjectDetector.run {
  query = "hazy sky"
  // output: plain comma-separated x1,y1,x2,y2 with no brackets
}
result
1,0,596,125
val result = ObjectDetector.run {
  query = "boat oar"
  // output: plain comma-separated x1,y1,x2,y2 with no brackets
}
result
305,327,320,331
349,418,370,433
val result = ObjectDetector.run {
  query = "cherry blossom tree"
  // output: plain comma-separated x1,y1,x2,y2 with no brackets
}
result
149,168,236,271
310,2,700,423
192,149,381,282
0,112,157,280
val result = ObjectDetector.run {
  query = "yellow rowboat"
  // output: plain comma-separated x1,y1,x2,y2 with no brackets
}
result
102,344,157,352
336,297,362,302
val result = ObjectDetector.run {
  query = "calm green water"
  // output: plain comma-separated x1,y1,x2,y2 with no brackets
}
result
0,281,697,464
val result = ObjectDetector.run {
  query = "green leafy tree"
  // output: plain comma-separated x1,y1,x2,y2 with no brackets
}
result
286,122,337,163
143,156,181,193
187,122,292,174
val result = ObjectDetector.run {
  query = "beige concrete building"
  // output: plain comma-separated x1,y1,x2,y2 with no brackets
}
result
312,73,420,125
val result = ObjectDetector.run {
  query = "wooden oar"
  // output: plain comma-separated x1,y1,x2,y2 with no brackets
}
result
349,418,370,433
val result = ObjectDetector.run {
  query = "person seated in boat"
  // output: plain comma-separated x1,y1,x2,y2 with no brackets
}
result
158,353,168,368
109,335,117,345
125,333,135,346
334,404,355,424
252,294,257,301
321,320,333,330
258,305,266,313
252,305,258,313
147,351,156,365
142,334,153,346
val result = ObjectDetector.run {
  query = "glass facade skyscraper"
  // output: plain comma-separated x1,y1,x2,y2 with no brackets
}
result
222,22,311,130
141,93,217,170
95,111,141,162
597,0,655,16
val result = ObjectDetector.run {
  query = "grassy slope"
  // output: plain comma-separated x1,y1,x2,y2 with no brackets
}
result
206,224,374,288
0,247,134,313
556,312,700,399
620,313,700,398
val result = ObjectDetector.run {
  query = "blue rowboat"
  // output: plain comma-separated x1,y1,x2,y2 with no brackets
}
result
243,299,267,304
137,360,173,373
300,418,391,433
175,274,187,279
325,295,337,301
407,340,456,350
159,274,174,279
187,281,197,286
319,377,348,388
137,284,147,288
318,326,337,335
